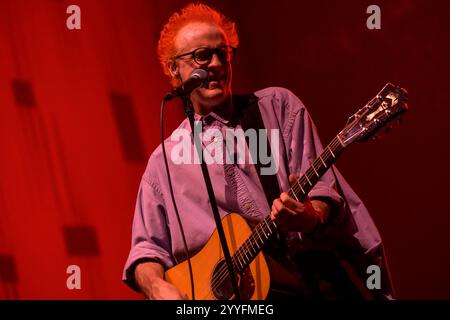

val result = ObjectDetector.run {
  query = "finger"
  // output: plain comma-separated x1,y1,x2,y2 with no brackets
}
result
280,192,289,203
280,192,303,211
280,192,293,204
272,198,298,220
271,202,280,219
273,198,285,212
271,199,286,223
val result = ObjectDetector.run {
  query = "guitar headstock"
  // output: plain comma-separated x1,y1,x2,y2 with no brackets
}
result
338,83,408,146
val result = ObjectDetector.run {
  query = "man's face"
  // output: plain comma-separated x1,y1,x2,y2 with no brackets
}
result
173,22,233,111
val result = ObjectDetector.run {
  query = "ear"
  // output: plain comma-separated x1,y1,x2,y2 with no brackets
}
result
168,61,179,77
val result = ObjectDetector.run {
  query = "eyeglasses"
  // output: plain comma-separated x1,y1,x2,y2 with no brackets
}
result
174,46,236,66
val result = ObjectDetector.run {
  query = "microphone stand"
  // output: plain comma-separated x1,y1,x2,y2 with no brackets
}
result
181,94,241,301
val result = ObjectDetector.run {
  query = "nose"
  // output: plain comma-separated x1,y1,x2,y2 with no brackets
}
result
208,52,223,68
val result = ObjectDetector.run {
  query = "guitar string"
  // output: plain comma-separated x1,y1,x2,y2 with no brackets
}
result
200,138,343,298
202,138,342,298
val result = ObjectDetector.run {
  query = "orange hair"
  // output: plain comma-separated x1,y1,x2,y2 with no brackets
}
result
157,3,239,86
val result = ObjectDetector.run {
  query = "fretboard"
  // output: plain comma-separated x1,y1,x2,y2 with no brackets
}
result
232,135,345,272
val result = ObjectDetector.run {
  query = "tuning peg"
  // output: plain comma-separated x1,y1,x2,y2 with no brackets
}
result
346,114,356,125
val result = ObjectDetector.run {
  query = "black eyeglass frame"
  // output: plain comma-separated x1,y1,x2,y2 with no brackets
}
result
173,46,237,66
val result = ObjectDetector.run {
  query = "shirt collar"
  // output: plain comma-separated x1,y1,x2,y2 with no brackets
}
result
194,108,234,127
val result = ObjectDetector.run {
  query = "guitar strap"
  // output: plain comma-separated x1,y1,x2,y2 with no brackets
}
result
233,93,281,208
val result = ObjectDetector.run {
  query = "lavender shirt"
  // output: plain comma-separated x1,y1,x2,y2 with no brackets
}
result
123,87,393,298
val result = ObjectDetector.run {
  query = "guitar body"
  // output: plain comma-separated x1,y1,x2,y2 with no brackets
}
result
165,213,301,300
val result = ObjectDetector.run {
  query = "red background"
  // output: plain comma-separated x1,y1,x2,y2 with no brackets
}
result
0,0,449,299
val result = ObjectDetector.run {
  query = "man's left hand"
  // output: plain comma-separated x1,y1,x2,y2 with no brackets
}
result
270,175,330,233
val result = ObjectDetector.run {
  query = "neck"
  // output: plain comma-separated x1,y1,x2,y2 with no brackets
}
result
192,95,234,119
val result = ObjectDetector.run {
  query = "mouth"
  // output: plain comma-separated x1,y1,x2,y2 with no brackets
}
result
208,80,221,89
207,75,226,89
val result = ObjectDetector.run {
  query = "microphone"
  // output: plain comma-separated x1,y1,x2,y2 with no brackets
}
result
164,69,209,101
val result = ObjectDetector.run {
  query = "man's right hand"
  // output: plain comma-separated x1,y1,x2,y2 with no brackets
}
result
134,261,187,300
147,277,188,300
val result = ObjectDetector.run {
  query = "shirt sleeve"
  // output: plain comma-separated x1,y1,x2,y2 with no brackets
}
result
122,175,175,292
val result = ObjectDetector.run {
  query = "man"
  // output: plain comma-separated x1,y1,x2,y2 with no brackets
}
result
123,3,393,300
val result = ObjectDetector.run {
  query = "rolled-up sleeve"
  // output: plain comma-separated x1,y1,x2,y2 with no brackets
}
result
122,176,175,291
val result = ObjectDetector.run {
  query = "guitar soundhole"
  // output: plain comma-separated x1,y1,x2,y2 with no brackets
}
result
211,260,255,300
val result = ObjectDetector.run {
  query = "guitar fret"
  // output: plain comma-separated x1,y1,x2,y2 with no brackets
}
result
319,155,327,168
250,238,257,253
328,146,335,158
263,226,270,238
263,219,271,236
242,242,250,262
246,240,253,257
299,183,305,195
290,190,300,202
268,219,275,233
336,135,345,147
252,237,257,248
236,253,244,270
255,226,264,243
247,239,255,256
305,174,312,186
311,164,319,177
232,252,239,272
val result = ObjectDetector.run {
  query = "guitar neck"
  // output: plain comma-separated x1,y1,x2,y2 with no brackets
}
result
232,135,346,272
